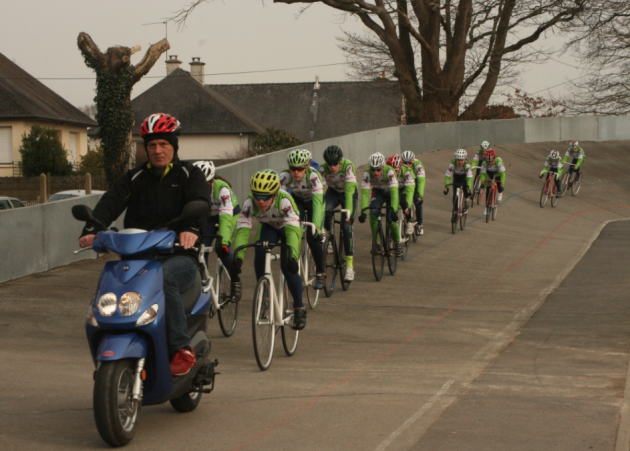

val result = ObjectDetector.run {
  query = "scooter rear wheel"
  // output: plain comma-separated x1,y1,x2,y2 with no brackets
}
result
170,387,202,413
93,359,140,447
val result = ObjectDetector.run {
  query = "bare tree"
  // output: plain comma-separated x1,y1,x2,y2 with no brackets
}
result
561,1,630,115
78,104,98,120
77,32,169,185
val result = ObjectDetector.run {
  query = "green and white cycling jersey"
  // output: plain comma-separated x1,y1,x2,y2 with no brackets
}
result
396,165,415,207
279,167,324,200
562,147,586,170
234,190,302,261
360,165,399,212
210,179,239,245
410,159,426,197
279,166,324,227
479,157,506,185
319,158,358,216
542,157,564,177
319,159,357,192
445,159,473,190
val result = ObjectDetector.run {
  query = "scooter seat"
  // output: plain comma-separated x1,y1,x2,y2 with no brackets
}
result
181,272,202,314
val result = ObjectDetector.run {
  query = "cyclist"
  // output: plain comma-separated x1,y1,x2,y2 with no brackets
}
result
231,170,306,330
471,141,491,195
539,150,563,193
387,154,415,237
358,152,403,257
478,150,506,214
319,145,358,281
561,140,585,186
444,149,473,211
280,149,326,289
401,150,426,236
193,161,241,291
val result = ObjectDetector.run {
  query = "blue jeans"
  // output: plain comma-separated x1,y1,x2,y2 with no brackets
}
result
324,188,357,256
158,255,198,353
255,223,303,309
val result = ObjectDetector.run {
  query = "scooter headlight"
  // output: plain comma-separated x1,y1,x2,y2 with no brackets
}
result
136,304,159,327
86,305,98,327
98,292,117,316
119,292,142,316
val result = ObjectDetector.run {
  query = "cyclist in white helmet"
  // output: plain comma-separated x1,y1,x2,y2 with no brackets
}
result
471,141,491,197
193,161,241,293
444,149,473,211
540,150,563,192
561,140,586,186
358,152,403,257
401,150,426,236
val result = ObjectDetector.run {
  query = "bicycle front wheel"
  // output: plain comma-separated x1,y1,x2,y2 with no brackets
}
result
472,176,480,207
540,181,549,208
560,172,569,197
572,172,582,195
492,205,498,220
411,204,418,243
281,280,299,356
323,235,337,298
372,226,385,281
339,232,350,291
387,226,397,275
400,216,409,261
217,263,238,337
305,247,320,308
551,189,559,207
252,277,275,371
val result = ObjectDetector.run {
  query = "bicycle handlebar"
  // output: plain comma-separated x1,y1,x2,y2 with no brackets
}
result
470,166,482,170
328,209,351,216
301,221,318,234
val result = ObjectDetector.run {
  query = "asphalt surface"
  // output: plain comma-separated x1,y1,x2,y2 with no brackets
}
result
1,140,629,450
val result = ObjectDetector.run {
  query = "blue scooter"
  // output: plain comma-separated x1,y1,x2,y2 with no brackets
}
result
72,201,218,447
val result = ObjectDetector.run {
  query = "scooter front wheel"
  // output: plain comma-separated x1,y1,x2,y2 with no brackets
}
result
93,359,140,447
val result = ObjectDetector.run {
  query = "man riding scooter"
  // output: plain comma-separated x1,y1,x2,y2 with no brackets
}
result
78,113,211,377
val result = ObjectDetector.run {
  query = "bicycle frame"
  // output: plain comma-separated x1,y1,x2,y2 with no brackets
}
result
483,179,498,208
199,244,230,312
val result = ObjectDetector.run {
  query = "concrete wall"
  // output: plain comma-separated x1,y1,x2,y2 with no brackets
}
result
3,114,630,283
0,194,123,284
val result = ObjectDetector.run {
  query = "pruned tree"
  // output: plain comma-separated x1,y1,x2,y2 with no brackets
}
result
77,32,169,186
560,1,630,115
503,89,565,117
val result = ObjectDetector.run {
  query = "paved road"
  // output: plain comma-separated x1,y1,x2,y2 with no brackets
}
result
1,141,629,450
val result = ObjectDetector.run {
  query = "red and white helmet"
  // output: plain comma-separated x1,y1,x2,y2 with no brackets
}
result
569,140,579,150
485,149,496,163
387,154,402,169
140,113,181,136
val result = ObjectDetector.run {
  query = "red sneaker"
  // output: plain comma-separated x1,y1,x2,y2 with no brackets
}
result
170,346,197,376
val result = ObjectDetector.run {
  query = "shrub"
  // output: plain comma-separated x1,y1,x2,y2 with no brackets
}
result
19,125,73,176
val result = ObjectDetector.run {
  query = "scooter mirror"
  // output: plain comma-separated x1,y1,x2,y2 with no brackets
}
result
166,200,209,229
72,204,94,222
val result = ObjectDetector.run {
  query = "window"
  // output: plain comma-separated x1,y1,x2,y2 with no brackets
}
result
0,127,12,163
69,132,77,164
0,200,11,210
10,199,25,208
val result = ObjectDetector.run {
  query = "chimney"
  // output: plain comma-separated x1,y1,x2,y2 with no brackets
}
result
190,57,206,84
314,75,320,90
382,71,386,79
166,55,182,75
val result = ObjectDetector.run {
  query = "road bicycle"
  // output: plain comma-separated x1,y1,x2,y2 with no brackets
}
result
482,177,500,223
322,209,352,297
408,201,419,243
233,241,300,371
472,170,484,207
540,171,559,208
446,183,468,234
559,163,582,197
362,205,397,281
299,221,320,308
199,236,239,337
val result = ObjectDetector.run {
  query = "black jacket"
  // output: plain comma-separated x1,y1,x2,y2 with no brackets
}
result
81,160,211,258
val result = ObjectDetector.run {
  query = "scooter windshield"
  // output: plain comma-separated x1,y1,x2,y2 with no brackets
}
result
93,229,177,256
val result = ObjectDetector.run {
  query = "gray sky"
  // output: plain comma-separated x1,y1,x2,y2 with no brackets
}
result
2,0,581,109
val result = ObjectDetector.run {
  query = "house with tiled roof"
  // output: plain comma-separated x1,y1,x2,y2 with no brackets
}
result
114,56,402,162
0,52,96,177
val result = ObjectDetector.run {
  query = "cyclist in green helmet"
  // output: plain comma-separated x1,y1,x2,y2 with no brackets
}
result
401,150,426,236
561,140,586,186
280,149,326,290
